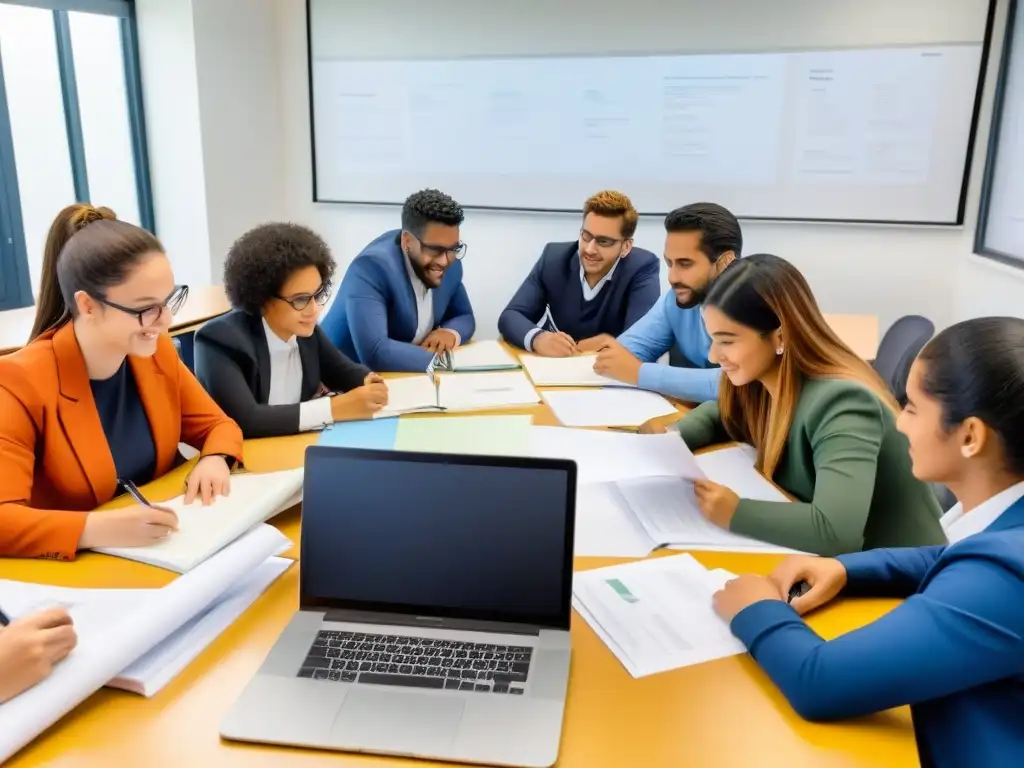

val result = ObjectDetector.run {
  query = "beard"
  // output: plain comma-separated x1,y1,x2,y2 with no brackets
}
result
673,283,707,309
406,250,444,287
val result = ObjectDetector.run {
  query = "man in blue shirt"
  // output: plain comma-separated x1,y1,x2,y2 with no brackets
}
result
578,202,741,402
498,190,660,356
320,189,475,372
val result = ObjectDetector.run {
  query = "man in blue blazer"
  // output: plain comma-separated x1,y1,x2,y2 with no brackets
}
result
498,190,659,356
320,189,475,372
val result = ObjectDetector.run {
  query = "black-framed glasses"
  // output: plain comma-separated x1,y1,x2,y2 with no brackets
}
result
417,238,467,262
580,229,626,249
275,282,332,311
92,285,189,327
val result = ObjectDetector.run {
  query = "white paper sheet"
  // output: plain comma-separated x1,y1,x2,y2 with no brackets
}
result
0,524,290,763
572,554,746,677
376,371,541,417
542,389,677,427
108,556,292,696
530,427,704,484
95,469,304,573
450,340,521,371
520,354,630,387
374,375,439,417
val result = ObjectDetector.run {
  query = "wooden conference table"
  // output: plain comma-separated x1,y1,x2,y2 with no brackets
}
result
0,384,917,766
0,284,231,355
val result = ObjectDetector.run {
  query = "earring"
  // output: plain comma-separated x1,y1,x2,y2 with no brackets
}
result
776,347,784,356
962,446,975,458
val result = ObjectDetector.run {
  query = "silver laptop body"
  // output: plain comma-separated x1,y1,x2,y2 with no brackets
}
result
221,446,577,768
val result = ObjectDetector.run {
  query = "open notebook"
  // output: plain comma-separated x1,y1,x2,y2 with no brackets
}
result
520,353,631,387
0,525,290,763
94,468,304,573
442,340,521,371
375,371,540,417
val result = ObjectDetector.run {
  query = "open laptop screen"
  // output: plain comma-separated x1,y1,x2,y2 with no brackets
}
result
300,447,576,629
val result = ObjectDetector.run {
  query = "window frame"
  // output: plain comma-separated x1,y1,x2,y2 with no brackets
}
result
974,0,1024,270
0,0,154,309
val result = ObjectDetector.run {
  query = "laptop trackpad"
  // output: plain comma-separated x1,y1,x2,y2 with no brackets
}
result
331,688,465,755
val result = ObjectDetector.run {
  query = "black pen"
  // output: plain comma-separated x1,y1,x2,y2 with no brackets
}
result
0,606,9,627
118,477,152,507
607,426,640,433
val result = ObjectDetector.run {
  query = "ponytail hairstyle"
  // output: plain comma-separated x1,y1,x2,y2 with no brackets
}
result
29,204,164,341
705,254,897,479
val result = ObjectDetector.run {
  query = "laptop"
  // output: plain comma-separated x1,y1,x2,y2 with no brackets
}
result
221,446,577,768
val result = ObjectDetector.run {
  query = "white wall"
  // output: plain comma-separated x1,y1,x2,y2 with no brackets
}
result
135,0,284,289
140,0,1024,335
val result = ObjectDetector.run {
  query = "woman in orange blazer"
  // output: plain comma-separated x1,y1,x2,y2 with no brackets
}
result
0,204,243,560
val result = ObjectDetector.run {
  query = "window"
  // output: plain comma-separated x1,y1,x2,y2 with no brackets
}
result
0,0,153,309
975,0,1024,268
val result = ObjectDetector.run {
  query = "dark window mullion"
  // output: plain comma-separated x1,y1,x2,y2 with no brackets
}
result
0,47,34,309
52,8,89,204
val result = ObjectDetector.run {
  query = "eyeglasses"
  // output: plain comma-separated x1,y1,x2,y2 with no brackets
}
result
580,229,625,249
274,282,332,311
92,285,189,327
417,238,467,262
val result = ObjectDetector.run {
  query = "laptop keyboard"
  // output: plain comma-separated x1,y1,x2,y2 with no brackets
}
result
297,630,533,694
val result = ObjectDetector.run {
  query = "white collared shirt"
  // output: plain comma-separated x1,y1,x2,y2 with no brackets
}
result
524,254,621,351
262,318,333,432
403,253,460,347
940,480,1024,543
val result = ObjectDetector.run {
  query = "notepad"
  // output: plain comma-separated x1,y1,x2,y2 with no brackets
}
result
520,353,631,387
541,388,677,427
447,340,521,371
0,525,289,763
109,556,292,696
375,371,541,417
572,554,746,677
94,468,304,573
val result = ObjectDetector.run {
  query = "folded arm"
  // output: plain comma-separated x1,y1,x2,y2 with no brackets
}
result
730,557,1024,721
498,258,548,350
729,386,885,556
193,339,303,439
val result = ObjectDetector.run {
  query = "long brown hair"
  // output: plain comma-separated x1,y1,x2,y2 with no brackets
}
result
29,204,162,341
705,254,897,479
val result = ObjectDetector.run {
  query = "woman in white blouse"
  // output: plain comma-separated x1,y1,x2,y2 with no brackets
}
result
194,223,388,438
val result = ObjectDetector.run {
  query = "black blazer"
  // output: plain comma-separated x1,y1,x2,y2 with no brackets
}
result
193,310,370,439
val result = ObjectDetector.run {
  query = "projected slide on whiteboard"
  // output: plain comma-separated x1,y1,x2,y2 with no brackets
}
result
310,46,983,223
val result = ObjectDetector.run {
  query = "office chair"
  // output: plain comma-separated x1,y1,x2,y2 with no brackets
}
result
172,336,183,359
871,315,934,406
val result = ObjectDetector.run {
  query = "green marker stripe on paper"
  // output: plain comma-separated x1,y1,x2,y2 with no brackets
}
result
606,579,639,603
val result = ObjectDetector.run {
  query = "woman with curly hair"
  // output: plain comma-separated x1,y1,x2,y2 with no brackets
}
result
194,223,388,438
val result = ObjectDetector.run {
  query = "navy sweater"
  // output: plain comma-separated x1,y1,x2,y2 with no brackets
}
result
498,241,660,349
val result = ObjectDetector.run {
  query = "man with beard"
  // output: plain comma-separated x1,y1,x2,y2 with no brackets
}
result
498,190,659,356
577,202,740,402
321,189,476,372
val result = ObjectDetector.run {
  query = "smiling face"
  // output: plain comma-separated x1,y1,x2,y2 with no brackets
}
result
578,212,632,280
401,222,463,288
897,358,976,484
704,304,782,387
262,265,327,340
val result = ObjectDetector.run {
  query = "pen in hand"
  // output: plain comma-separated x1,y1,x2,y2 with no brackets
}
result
118,477,153,507
0,606,9,627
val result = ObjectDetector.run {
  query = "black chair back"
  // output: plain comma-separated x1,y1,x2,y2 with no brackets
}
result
872,315,934,406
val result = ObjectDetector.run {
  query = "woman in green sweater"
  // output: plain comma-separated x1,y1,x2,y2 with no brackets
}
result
647,254,945,555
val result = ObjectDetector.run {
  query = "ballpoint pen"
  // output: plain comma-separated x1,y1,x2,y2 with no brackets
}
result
118,477,153,507
0,606,9,627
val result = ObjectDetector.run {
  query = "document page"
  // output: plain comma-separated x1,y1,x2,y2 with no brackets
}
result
0,525,290,762
375,375,439,417
572,554,746,677
542,389,677,427
450,340,521,371
520,353,629,387
95,469,304,573
439,371,541,411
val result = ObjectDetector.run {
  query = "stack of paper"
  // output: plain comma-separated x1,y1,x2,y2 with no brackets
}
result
0,525,290,762
573,554,745,677
541,388,678,427
376,372,541,417
520,354,629,387
565,443,800,556
95,468,304,573
449,340,521,371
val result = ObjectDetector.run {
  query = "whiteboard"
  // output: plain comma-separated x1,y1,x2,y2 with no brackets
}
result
977,0,1024,264
308,0,991,224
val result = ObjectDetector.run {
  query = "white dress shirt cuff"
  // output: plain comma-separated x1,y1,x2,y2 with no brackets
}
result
523,327,543,352
298,396,334,432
